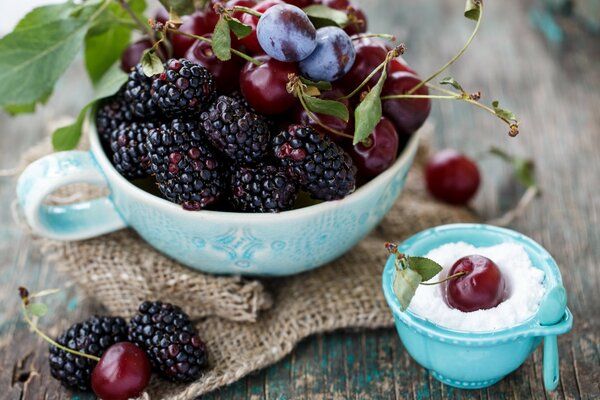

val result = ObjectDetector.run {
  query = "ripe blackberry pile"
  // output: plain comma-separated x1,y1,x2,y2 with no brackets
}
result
98,57,362,213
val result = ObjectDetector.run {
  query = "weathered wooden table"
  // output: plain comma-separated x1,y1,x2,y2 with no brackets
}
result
1,0,599,398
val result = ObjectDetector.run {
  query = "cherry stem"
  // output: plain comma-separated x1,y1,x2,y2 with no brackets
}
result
18,292,100,362
407,1,483,95
420,271,468,286
350,33,396,42
118,0,156,44
231,5,263,17
167,28,264,66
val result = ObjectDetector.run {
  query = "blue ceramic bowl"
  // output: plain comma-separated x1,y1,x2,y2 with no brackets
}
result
16,121,420,276
382,224,573,390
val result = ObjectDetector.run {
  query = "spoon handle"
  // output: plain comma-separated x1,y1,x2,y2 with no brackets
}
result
543,335,559,391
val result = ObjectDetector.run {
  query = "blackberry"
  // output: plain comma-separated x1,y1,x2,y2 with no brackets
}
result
123,63,158,118
272,125,357,200
49,316,128,391
146,119,225,210
229,163,299,212
128,301,208,382
96,96,133,145
151,59,216,116
200,95,271,163
110,122,156,179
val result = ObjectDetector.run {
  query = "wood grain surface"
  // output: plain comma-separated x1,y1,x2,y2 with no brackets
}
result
1,0,599,398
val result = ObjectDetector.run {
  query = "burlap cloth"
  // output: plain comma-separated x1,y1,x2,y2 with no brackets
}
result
17,127,477,399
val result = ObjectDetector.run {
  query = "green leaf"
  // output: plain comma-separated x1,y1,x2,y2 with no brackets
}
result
303,4,349,28
30,288,61,299
212,17,232,61
407,257,443,282
0,18,89,108
141,49,165,77
14,2,76,31
94,63,128,96
302,95,349,122
29,303,48,317
159,0,195,18
85,25,132,83
393,268,422,311
491,100,517,122
489,147,537,189
299,76,332,91
227,17,252,39
440,76,465,93
464,0,481,21
353,69,387,145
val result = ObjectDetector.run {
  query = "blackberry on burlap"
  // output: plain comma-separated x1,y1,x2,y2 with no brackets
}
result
272,125,357,201
128,301,209,382
49,316,128,391
200,95,271,164
146,119,225,210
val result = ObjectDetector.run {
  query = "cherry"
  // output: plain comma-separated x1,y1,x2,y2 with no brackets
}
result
445,255,507,312
91,342,151,400
239,55,298,114
155,6,170,24
346,116,399,177
338,37,388,88
171,12,214,58
120,39,153,73
285,0,317,6
227,0,257,48
291,86,353,142
186,34,244,93
240,0,283,54
425,149,480,205
381,71,431,134
389,57,416,75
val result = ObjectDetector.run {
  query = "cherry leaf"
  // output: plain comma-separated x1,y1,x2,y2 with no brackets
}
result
489,147,537,189
353,69,387,145
302,94,349,122
212,17,232,61
299,76,332,91
407,257,443,282
464,0,481,21
303,5,348,28
440,76,465,93
393,267,422,311
29,303,48,317
226,17,252,39
491,100,517,122
141,49,164,77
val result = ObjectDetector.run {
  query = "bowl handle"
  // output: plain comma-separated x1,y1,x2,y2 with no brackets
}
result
543,334,560,391
16,150,127,240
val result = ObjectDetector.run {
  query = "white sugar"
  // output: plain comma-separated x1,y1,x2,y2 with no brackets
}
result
408,242,546,332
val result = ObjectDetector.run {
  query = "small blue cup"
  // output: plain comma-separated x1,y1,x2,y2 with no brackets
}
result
382,224,573,390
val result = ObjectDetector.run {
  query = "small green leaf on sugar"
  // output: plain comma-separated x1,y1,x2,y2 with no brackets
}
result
141,49,164,77
440,76,465,93
227,17,252,39
407,256,443,282
393,268,422,311
353,70,386,145
491,100,517,122
304,5,349,28
464,0,481,21
302,95,349,122
29,303,48,317
212,17,232,61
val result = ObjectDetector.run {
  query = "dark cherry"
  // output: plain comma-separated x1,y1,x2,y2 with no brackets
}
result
203,0,222,34
445,255,507,312
186,33,244,93
389,57,416,75
91,342,151,400
120,39,153,73
291,86,353,142
338,37,388,89
285,0,318,6
227,0,257,48
425,149,481,205
347,116,399,177
239,55,298,114
240,0,283,54
171,12,214,58
381,70,431,134
155,6,170,24
346,3,368,35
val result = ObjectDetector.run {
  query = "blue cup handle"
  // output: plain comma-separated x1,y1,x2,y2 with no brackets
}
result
16,151,127,240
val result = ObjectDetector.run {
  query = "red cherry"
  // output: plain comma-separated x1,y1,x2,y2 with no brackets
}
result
203,0,222,33
239,55,298,114
155,6,170,24
381,71,431,134
345,3,368,35
320,0,350,8
186,34,244,93
285,0,318,6
425,149,481,205
91,342,151,400
120,39,153,73
291,86,353,142
346,116,399,177
389,57,415,75
445,255,507,312
338,37,389,89
171,12,214,58
240,0,283,54
226,0,257,48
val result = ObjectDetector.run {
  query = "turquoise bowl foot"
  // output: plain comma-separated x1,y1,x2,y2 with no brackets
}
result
430,371,502,389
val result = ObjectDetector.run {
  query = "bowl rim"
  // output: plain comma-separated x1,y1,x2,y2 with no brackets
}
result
88,114,422,221
382,223,573,345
